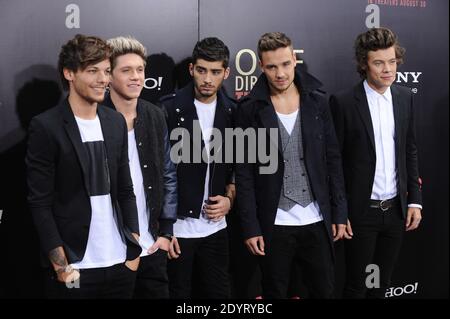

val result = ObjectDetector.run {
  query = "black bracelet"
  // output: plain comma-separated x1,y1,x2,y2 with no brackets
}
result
159,233,173,241
225,194,233,209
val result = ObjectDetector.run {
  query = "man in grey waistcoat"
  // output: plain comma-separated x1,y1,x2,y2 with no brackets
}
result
235,32,348,298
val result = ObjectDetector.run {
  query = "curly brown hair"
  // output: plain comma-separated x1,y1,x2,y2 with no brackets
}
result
58,34,111,89
354,27,405,78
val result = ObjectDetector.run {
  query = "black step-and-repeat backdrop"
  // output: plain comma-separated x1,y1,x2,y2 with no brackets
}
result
0,0,448,298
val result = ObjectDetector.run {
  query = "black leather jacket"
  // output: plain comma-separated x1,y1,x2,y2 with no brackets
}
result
160,82,235,219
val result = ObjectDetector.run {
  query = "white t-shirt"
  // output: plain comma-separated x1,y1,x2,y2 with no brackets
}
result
173,99,227,238
275,110,323,226
72,115,127,269
128,129,156,257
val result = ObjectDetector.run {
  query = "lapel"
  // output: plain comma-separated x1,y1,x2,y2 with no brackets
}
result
97,105,116,179
354,82,376,153
179,94,199,137
213,91,231,136
299,93,316,157
176,84,204,155
258,102,283,155
251,75,283,155
61,99,90,193
212,90,233,154
391,85,402,158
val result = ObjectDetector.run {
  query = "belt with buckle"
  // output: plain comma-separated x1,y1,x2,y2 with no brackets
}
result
369,197,398,212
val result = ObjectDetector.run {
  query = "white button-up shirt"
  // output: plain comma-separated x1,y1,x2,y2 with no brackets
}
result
364,81,397,200
364,81,421,209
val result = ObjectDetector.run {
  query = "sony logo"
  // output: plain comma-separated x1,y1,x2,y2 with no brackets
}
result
396,72,422,83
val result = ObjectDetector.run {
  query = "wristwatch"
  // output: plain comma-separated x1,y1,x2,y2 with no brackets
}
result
159,233,173,241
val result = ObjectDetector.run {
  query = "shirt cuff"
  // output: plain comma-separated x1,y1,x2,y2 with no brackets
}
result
408,204,422,210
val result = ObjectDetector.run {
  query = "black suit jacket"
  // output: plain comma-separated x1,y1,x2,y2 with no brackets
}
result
235,69,348,253
329,82,422,224
159,82,236,219
26,99,141,266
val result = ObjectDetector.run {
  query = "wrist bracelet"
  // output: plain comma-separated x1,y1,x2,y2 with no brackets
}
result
225,194,233,208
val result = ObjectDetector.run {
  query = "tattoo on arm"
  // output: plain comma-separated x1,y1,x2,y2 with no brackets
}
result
49,247,67,268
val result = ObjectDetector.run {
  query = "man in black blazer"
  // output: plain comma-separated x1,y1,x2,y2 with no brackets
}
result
159,37,236,298
26,34,141,298
235,32,347,298
329,27,422,298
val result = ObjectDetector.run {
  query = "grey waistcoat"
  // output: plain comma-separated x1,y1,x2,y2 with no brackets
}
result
277,111,314,211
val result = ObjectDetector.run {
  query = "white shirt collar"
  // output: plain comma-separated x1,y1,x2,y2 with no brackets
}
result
363,80,392,103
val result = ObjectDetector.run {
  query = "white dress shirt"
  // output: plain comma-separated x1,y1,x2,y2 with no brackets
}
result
364,81,422,209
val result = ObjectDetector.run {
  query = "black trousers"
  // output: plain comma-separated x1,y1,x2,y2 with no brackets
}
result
261,221,335,299
228,211,262,298
134,250,169,299
344,202,404,299
45,262,136,299
168,228,230,299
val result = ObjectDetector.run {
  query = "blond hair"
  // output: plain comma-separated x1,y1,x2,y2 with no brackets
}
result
107,36,147,70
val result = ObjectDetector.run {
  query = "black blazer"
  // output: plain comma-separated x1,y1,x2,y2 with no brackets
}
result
235,69,348,253
160,82,235,219
26,99,141,266
329,82,422,224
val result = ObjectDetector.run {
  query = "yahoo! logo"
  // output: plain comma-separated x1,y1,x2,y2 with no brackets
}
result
385,283,419,298
144,77,163,91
